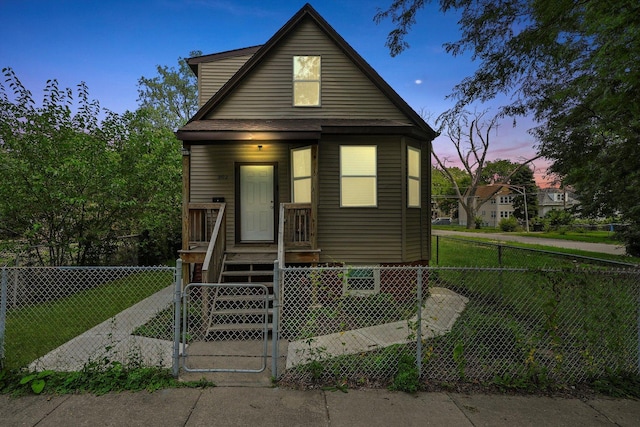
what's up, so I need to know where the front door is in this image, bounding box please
[239,165,275,242]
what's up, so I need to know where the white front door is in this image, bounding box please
[240,165,274,241]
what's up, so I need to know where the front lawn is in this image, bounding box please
[4,270,173,369]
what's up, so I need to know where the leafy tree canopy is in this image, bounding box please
[432,166,469,216]
[480,159,521,185]
[0,68,181,265]
[376,0,640,254]
[137,50,201,131]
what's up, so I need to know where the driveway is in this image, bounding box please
[432,229,627,256]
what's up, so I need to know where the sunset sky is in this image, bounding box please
[0,0,551,185]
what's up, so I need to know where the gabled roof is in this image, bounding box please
[186,46,262,77]
[467,184,511,199]
[184,3,436,139]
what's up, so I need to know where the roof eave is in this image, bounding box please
[176,130,321,141]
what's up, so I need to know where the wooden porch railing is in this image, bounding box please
[278,203,317,267]
[201,203,226,284]
[283,203,313,246]
[186,203,225,249]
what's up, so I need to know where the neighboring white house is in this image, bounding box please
[458,185,514,228]
[458,185,581,228]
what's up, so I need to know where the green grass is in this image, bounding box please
[432,235,639,266]
[4,270,172,369]
[426,267,638,385]
[435,225,622,243]
[426,235,639,386]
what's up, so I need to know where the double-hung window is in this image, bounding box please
[407,147,421,207]
[293,56,321,106]
[340,146,377,207]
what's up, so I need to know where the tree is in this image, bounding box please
[480,159,521,185]
[135,53,203,262]
[432,109,538,228]
[509,165,538,225]
[375,0,640,254]
[432,166,469,217]
[137,50,201,131]
[0,68,181,265]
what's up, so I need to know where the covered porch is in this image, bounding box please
[179,202,320,285]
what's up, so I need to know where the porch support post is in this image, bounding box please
[310,144,318,249]
[181,143,191,286]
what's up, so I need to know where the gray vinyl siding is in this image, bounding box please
[403,139,431,262]
[198,54,255,107]
[190,143,290,246]
[317,135,403,264]
[206,17,408,121]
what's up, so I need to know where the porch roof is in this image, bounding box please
[176,118,430,141]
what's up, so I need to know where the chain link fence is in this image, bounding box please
[2,260,639,391]
[433,235,636,269]
[277,265,640,387]
[0,266,175,371]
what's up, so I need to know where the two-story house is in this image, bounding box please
[176,4,436,285]
[457,185,515,228]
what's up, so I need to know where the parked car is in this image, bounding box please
[432,218,452,225]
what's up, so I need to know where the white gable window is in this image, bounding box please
[292,147,312,203]
[407,147,421,207]
[340,146,377,207]
[293,56,321,106]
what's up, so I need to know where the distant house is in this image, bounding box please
[458,184,582,228]
[537,188,579,217]
[458,185,514,228]
[176,4,436,285]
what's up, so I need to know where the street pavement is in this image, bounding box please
[432,229,628,256]
[2,386,640,426]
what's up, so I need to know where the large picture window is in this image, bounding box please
[407,147,421,207]
[340,146,377,207]
[292,147,311,203]
[293,56,320,106]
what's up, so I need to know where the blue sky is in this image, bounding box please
[0,0,548,182]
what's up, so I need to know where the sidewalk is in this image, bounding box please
[2,386,640,426]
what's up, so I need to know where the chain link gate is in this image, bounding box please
[180,282,273,373]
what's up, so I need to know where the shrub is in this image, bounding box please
[544,210,573,230]
[474,216,483,229]
[499,217,519,232]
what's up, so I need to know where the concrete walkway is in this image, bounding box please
[286,287,468,369]
[28,285,175,372]
[2,386,640,426]
[433,229,628,256]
